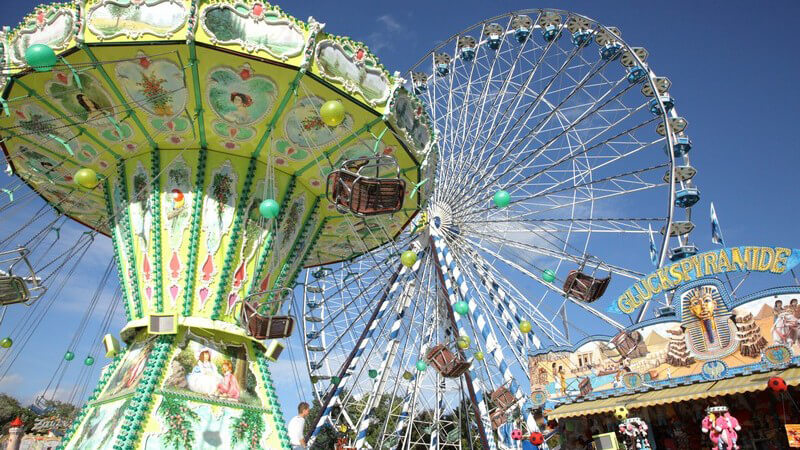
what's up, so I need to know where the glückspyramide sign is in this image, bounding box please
[617,246,800,314]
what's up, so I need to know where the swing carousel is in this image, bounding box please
[0,1,738,449]
[0,1,428,448]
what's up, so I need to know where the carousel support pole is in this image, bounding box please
[430,233,495,450]
[305,262,406,445]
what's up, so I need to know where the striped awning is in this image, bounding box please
[547,366,800,420]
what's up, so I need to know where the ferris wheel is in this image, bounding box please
[301,9,700,449]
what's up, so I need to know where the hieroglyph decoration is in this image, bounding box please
[200,3,305,61]
[8,8,77,66]
[87,0,189,40]
[315,39,391,106]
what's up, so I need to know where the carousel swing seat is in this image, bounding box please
[0,248,44,306]
[238,288,295,340]
[0,275,29,306]
[425,343,471,378]
[562,270,610,303]
[326,156,406,216]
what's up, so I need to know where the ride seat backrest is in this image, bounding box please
[328,169,405,216]
[0,276,29,306]
[490,410,506,429]
[242,301,295,339]
[425,344,471,378]
[562,270,611,302]
[490,386,516,411]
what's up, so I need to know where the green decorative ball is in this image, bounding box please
[64,351,75,361]
[454,301,469,315]
[542,269,556,282]
[259,199,280,219]
[0,337,11,348]
[368,369,378,379]
[74,168,99,189]
[25,44,57,72]
[320,100,346,127]
[332,376,341,384]
[474,351,484,361]
[457,336,471,349]
[493,190,511,208]
[401,250,417,268]
[519,320,532,334]
[415,360,427,371]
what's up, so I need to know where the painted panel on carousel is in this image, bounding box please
[195,159,239,312]
[283,96,354,150]
[389,89,432,155]
[86,0,189,41]
[529,279,800,404]
[142,397,274,449]
[314,38,391,106]
[44,71,138,151]
[163,334,261,406]
[65,397,131,450]
[6,6,77,68]
[97,337,156,402]
[13,104,79,157]
[223,179,272,315]
[207,64,278,146]
[115,52,187,120]
[162,154,194,309]
[199,1,305,61]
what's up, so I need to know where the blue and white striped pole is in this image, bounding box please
[354,251,426,448]
[431,231,496,450]
[433,232,543,440]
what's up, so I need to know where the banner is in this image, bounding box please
[617,246,800,314]
[786,424,800,448]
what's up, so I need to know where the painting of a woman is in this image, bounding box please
[186,349,223,396]
[224,92,253,124]
[76,93,107,122]
[216,360,241,400]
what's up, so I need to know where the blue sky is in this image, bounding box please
[2,0,800,423]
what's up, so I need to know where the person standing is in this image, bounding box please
[288,402,311,450]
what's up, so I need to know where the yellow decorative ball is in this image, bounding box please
[320,100,346,127]
[74,168,99,189]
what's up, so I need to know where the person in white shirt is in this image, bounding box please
[287,402,310,449]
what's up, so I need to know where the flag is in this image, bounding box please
[648,224,658,267]
[710,202,725,246]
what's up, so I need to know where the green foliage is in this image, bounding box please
[0,395,76,435]
[231,409,264,449]
[157,396,199,450]
[174,346,195,374]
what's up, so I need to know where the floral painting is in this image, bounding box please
[163,336,261,407]
[284,96,353,149]
[116,52,186,119]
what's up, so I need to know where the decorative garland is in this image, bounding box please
[103,178,133,322]
[157,395,200,449]
[150,149,164,313]
[181,148,208,317]
[117,160,143,319]
[231,409,266,450]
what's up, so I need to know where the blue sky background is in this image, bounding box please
[1,0,799,422]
